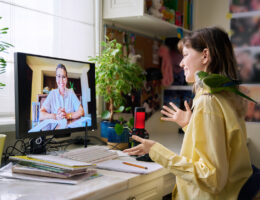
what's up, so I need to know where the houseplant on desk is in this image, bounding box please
[89,38,145,150]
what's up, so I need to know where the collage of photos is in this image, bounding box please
[230,0,260,122]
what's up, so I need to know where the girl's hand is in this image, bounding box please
[123,135,156,156]
[161,100,192,128]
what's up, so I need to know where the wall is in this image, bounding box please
[193,0,230,31]
[193,0,260,167]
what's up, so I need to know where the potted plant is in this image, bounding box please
[0,17,13,88]
[89,38,145,149]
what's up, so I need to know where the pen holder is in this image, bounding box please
[0,134,6,166]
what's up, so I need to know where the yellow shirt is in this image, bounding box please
[149,88,252,200]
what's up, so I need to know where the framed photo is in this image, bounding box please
[235,48,260,84]
[242,85,260,122]
[231,16,260,48]
[229,0,260,13]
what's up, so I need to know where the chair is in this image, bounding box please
[238,165,260,200]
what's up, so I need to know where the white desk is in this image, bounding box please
[0,112,183,200]
[0,156,175,200]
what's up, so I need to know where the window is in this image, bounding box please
[0,0,97,118]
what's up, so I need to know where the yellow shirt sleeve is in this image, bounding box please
[149,101,228,194]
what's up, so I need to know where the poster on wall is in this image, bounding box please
[242,85,260,122]
[230,0,260,122]
[229,0,260,13]
[231,16,260,47]
[235,48,260,83]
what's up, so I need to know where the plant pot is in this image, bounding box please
[100,121,130,150]
[107,127,129,143]
[100,121,112,143]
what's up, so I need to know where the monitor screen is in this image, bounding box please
[14,52,97,139]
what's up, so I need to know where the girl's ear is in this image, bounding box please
[202,48,210,65]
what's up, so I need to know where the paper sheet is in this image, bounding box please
[96,159,162,174]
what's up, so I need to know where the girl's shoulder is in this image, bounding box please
[194,90,246,118]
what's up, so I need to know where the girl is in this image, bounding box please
[124,27,252,200]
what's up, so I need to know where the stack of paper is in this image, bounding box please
[9,155,96,179]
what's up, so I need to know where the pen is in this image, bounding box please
[122,161,148,170]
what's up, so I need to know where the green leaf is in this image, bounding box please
[101,110,111,120]
[125,106,131,112]
[126,117,134,130]
[115,123,124,135]
[119,117,124,122]
[114,106,124,113]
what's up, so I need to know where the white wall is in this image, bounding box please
[193,0,230,31]
[193,0,260,168]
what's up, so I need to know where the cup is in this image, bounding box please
[0,134,6,166]
[32,102,40,122]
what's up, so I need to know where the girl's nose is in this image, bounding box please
[180,59,184,68]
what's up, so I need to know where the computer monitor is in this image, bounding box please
[14,52,97,139]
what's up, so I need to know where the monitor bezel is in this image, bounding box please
[14,52,97,139]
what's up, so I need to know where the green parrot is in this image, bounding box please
[196,71,257,104]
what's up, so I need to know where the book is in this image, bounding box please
[0,163,100,185]
[12,164,89,179]
[10,155,93,170]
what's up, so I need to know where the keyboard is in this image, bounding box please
[60,146,118,163]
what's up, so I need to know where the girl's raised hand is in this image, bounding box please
[161,100,192,128]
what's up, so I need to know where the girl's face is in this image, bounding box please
[56,68,67,91]
[180,46,208,83]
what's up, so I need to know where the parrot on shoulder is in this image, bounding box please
[196,71,257,104]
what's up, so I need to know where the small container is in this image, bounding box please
[32,102,40,122]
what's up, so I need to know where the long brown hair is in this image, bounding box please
[178,27,247,117]
[178,27,238,80]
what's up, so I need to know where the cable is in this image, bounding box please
[3,139,30,165]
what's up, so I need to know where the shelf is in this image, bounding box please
[104,14,191,38]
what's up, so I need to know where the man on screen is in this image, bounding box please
[39,64,84,121]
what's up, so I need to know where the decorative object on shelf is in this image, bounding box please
[161,6,175,24]
[0,17,13,89]
[177,28,184,39]
[89,38,145,149]
[149,0,163,19]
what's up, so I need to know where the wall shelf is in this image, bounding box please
[104,14,191,38]
[103,0,192,38]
